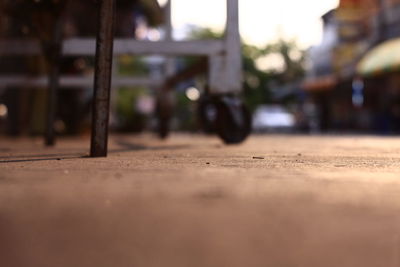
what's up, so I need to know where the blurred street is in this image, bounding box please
[1,134,400,267]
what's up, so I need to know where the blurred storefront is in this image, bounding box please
[304,0,400,133]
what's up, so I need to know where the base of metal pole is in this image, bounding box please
[90,0,116,157]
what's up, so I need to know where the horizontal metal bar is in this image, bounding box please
[0,38,225,56]
[0,39,41,56]
[0,75,162,88]
[112,39,224,56]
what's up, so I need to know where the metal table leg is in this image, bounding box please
[90,0,116,157]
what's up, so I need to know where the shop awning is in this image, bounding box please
[357,38,400,77]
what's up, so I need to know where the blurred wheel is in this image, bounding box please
[155,91,173,139]
[215,96,251,144]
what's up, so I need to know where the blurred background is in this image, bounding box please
[1,0,399,137]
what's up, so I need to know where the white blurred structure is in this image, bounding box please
[252,105,295,132]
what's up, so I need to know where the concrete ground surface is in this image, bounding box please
[1,134,400,267]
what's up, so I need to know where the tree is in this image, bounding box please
[187,28,306,111]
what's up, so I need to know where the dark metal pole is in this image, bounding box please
[90,0,116,157]
[44,48,59,146]
[44,15,64,146]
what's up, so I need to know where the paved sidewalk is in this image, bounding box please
[1,134,400,267]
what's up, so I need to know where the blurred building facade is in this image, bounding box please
[304,0,400,133]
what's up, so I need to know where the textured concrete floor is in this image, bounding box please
[1,134,400,267]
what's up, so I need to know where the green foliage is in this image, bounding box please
[116,87,148,132]
[115,56,151,132]
[261,39,306,83]
[118,55,149,76]
[242,40,306,110]
[186,28,306,111]
[186,27,223,40]
[242,43,273,111]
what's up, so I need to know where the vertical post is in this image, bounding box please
[164,0,175,77]
[44,15,64,146]
[225,0,242,92]
[44,45,60,146]
[90,0,116,157]
[155,0,174,139]
[208,0,242,94]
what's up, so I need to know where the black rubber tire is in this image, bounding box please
[157,116,169,139]
[215,96,252,144]
[155,99,172,139]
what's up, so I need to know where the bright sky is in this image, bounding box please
[163,0,339,48]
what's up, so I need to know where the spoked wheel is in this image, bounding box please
[214,95,251,144]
